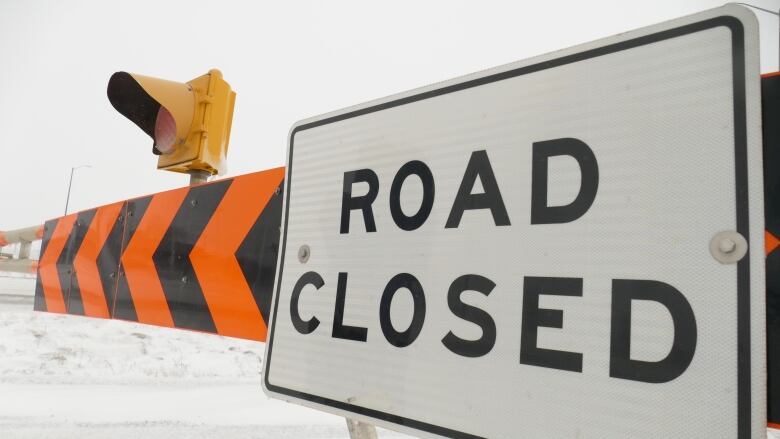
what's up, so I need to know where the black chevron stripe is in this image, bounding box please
[769,247,780,425]
[763,74,780,425]
[34,219,59,312]
[56,209,97,316]
[113,197,152,321]
[154,180,232,332]
[97,203,128,318]
[764,77,780,239]
[236,181,283,324]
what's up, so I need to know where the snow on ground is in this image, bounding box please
[1,275,778,438]
[0,277,411,438]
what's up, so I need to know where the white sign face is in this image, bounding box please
[264,6,765,438]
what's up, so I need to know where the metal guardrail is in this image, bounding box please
[0,225,43,274]
[0,225,43,247]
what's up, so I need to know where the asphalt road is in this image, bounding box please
[0,293,33,313]
[0,276,35,312]
[0,293,33,304]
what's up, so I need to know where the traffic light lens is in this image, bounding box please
[154,106,177,154]
[107,69,233,175]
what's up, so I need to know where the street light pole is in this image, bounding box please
[64,165,91,215]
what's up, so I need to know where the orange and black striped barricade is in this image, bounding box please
[764,72,780,430]
[34,166,284,342]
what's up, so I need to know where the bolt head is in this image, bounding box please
[298,245,310,263]
[719,238,737,254]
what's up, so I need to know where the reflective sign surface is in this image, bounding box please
[264,6,765,438]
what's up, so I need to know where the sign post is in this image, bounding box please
[264,5,765,438]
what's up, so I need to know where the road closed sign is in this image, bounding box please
[264,5,765,438]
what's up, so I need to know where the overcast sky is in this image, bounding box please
[0,0,777,231]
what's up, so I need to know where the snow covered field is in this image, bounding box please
[0,276,410,438]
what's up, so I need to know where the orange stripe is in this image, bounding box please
[37,215,77,313]
[762,71,780,78]
[0,232,7,247]
[35,225,44,239]
[73,203,123,318]
[121,189,188,327]
[767,230,780,256]
[190,167,284,341]
[769,422,780,430]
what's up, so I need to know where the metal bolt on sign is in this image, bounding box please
[720,238,737,254]
[298,245,310,263]
[709,231,748,264]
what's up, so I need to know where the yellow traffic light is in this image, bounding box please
[107,69,235,176]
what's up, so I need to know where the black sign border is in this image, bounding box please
[266,15,752,439]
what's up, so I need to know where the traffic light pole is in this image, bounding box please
[189,170,210,186]
[346,418,378,439]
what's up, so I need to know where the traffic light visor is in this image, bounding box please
[107,72,195,154]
